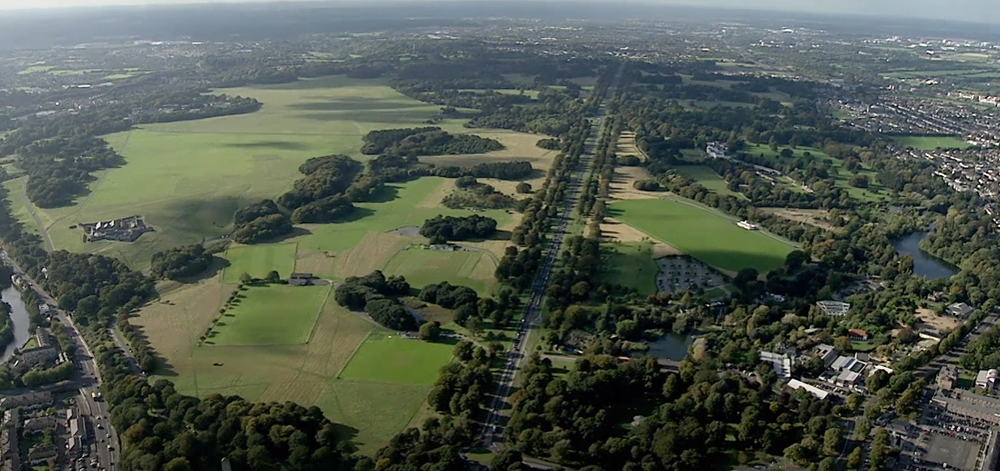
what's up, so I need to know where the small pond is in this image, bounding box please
[892,231,958,280]
[647,333,694,362]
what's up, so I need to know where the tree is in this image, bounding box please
[239,272,253,285]
[835,335,853,352]
[847,446,863,469]
[419,321,441,342]
[849,174,870,188]
[823,427,842,455]
[265,270,281,284]
[516,182,532,194]
[785,250,809,272]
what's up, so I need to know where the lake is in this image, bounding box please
[647,333,694,361]
[892,231,957,280]
[0,287,31,364]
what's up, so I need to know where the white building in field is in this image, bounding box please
[737,220,759,231]
[706,142,732,160]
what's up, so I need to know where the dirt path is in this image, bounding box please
[21,180,54,252]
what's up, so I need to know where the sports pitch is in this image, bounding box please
[205,284,329,346]
[339,331,454,385]
[608,197,795,274]
[222,243,298,283]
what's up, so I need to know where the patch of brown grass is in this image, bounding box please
[600,218,681,255]
[608,166,659,200]
[295,249,337,278]
[134,277,230,360]
[416,178,457,209]
[616,131,640,157]
[335,232,409,278]
[916,307,959,332]
[762,208,841,232]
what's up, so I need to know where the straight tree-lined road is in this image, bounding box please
[481,62,624,448]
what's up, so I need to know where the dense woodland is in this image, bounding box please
[361,127,504,156]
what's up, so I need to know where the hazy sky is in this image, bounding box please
[0,0,996,23]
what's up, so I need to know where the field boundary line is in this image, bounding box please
[334,330,377,379]
[303,284,334,344]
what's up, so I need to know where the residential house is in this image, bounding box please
[948,302,975,318]
[0,410,18,471]
[0,392,51,411]
[22,416,59,436]
[26,445,57,465]
[977,369,999,393]
[830,355,869,388]
[848,328,869,341]
[938,365,959,390]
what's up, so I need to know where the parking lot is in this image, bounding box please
[922,433,979,470]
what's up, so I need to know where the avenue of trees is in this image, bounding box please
[420,214,497,244]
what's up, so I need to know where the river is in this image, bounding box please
[0,287,31,364]
[647,333,694,361]
[892,231,958,280]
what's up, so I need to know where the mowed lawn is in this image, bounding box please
[339,331,454,385]
[600,242,660,295]
[206,285,329,346]
[892,135,971,150]
[674,165,745,199]
[13,75,533,270]
[608,197,794,273]
[222,243,298,283]
[381,247,494,294]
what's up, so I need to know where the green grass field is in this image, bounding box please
[381,247,492,294]
[11,76,495,269]
[339,331,454,385]
[609,197,794,273]
[206,284,329,346]
[17,65,55,75]
[674,165,745,199]
[892,135,971,150]
[222,243,298,283]
[600,242,659,295]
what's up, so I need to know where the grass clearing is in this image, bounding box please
[382,246,495,294]
[892,135,971,150]
[608,166,658,200]
[609,197,794,274]
[221,243,298,283]
[17,65,56,74]
[601,242,660,295]
[339,331,454,385]
[674,165,745,198]
[206,284,329,346]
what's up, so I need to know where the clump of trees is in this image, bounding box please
[442,179,514,210]
[420,214,497,244]
[290,194,355,224]
[361,127,503,156]
[334,270,416,330]
[231,199,292,244]
[0,302,12,353]
[278,155,362,210]
[536,138,562,150]
[22,361,75,388]
[149,243,214,280]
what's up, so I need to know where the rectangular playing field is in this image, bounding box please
[222,243,298,283]
[206,284,329,346]
[608,197,794,274]
[339,331,454,385]
[381,247,494,294]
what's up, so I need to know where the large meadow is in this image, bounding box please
[66,75,559,452]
